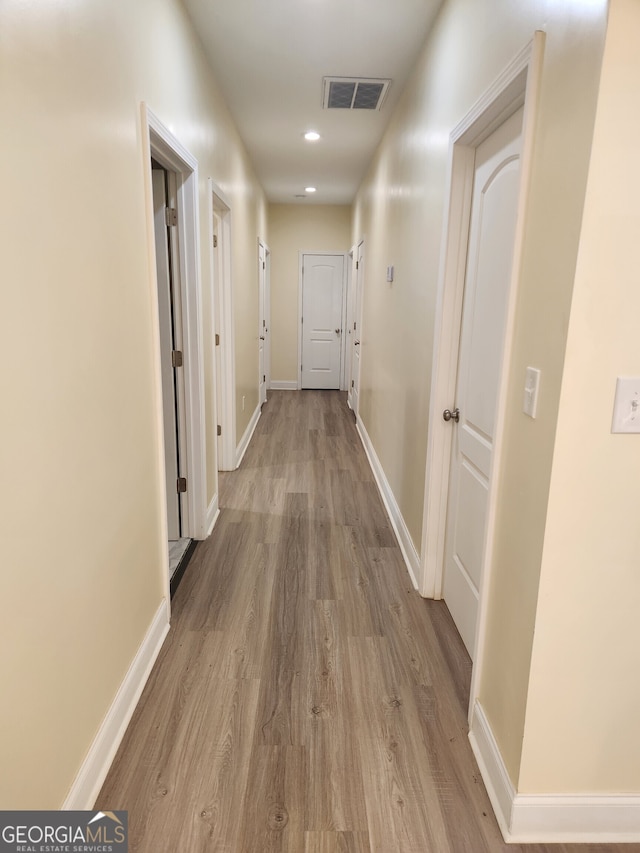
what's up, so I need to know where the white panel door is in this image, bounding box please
[301,254,344,389]
[152,168,181,541]
[443,107,524,658]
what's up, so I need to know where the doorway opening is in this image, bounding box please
[258,240,271,407]
[210,181,235,472]
[151,161,191,581]
[419,34,544,710]
[347,240,365,416]
[144,105,208,599]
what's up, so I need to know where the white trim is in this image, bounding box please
[209,179,236,473]
[205,494,220,537]
[468,700,515,840]
[236,403,261,468]
[63,602,170,809]
[468,32,546,716]
[270,380,298,390]
[469,701,640,843]
[144,104,208,540]
[356,416,420,589]
[298,251,349,391]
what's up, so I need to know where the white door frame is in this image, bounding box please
[209,179,236,473]
[418,34,545,714]
[350,239,365,417]
[346,246,355,407]
[297,251,348,390]
[142,104,208,561]
[258,239,271,404]
[264,245,272,392]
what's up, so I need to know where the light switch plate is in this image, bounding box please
[523,367,541,418]
[611,377,640,433]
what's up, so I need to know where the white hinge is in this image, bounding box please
[171,350,183,367]
[165,207,177,227]
[213,234,218,248]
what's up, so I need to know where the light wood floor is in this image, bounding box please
[98,391,627,852]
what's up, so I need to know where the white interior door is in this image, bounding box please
[301,254,344,389]
[443,107,524,658]
[259,243,266,405]
[152,168,181,541]
[350,243,364,414]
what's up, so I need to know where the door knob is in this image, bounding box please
[442,408,460,423]
[335,328,341,335]
[259,336,265,341]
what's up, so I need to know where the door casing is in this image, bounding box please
[142,104,208,607]
[418,34,545,717]
[209,180,236,473]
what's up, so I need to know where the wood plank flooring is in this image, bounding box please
[98,391,627,852]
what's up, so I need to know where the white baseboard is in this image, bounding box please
[270,380,298,390]
[469,700,640,843]
[205,493,220,537]
[63,601,170,809]
[355,416,420,589]
[236,403,261,468]
[468,700,516,840]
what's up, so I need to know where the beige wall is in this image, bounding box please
[0,0,265,807]
[352,0,608,786]
[268,204,352,383]
[518,0,640,793]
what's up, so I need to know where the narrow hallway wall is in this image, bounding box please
[0,0,266,807]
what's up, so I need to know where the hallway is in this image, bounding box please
[98,392,623,852]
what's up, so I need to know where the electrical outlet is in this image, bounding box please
[611,377,640,433]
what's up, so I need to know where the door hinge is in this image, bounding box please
[353,322,357,331]
[263,375,266,383]
[213,234,218,248]
[301,316,303,324]
[356,260,359,270]
[177,477,187,493]
[165,207,178,227]
[263,261,266,269]
[215,333,220,346]
[171,350,183,368]
[217,424,222,436]
[263,319,266,328]
[351,380,354,388]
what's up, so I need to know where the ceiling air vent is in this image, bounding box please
[322,77,391,111]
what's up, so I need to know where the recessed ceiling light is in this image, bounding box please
[304,131,321,141]
[305,187,317,193]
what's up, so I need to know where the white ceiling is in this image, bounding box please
[182,0,443,204]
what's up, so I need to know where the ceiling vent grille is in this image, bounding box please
[322,77,391,111]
